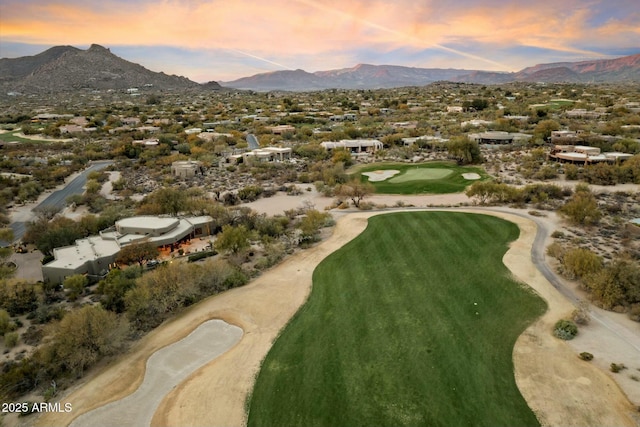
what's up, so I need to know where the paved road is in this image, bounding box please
[6,161,112,244]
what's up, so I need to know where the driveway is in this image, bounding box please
[5,161,113,244]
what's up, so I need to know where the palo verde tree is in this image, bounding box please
[137,187,188,216]
[336,178,375,208]
[446,136,482,165]
[42,305,130,378]
[214,224,251,255]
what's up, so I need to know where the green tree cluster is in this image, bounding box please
[0,280,40,316]
[41,305,130,377]
[299,209,332,243]
[0,305,129,400]
[124,260,246,330]
[215,224,251,255]
[63,274,88,301]
[559,186,601,225]
[547,245,640,316]
[566,155,640,185]
[446,136,482,165]
[466,182,569,206]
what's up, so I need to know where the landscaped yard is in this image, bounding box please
[354,162,489,194]
[247,212,547,427]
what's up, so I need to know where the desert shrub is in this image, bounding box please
[578,352,593,361]
[0,281,40,316]
[629,304,640,322]
[466,181,522,205]
[551,230,565,238]
[553,319,578,340]
[221,268,248,289]
[532,165,558,180]
[21,326,44,346]
[31,305,67,324]
[583,163,618,185]
[583,259,640,311]
[522,184,567,202]
[188,250,217,262]
[560,190,602,225]
[237,185,264,202]
[4,332,18,348]
[546,242,565,260]
[572,301,591,325]
[222,192,239,206]
[562,247,603,280]
[63,274,88,302]
[610,363,626,373]
[256,243,286,271]
[564,164,580,180]
[0,309,15,335]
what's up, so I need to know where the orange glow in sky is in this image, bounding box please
[1,0,638,81]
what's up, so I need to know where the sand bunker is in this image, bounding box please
[70,319,242,427]
[362,170,400,182]
[462,173,481,180]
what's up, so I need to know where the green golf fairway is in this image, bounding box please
[248,212,546,427]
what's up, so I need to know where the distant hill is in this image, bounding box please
[514,54,640,83]
[222,63,501,91]
[223,54,640,91]
[2,44,638,94]
[0,44,222,94]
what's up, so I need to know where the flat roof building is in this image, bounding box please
[468,131,532,144]
[321,139,383,153]
[42,216,214,284]
[548,145,633,164]
[171,160,204,178]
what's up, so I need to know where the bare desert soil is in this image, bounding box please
[33,200,639,427]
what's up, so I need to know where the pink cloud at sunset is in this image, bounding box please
[0,0,638,81]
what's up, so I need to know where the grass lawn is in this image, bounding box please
[354,162,489,194]
[247,212,547,427]
[388,167,453,183]
[0,130,37,144]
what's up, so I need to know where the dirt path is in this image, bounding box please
[35,209,637,427]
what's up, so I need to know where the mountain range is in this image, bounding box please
[223,54,640,91]
[0,44,220,94]
[1,44,639,94]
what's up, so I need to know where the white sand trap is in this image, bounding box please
[70,319,242,427]
[462,173,481,180]
[362,170,401,182]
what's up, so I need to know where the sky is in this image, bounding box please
[1,0,639,82]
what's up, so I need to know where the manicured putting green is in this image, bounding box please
[247,212,546,427]
[354,161,489,194]
[388,167,453,183]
